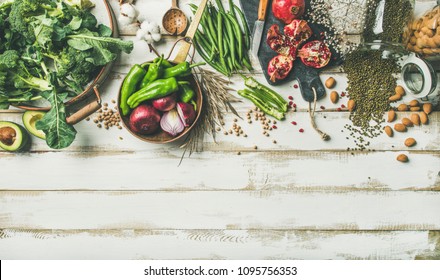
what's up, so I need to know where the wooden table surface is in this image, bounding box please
[0,0,439,260]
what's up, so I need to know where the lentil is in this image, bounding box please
[343,49,400,150]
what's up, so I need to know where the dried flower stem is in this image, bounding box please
[179,68,240,164]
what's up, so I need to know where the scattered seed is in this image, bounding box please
[299,128,304,133]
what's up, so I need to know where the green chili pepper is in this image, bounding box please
[153,57,173,68]
[162,61,205,79]
[241,75,288,112]
[238,89,285,120]
[180,84,195,103]
[120,64,147,116]
[140,56,164,88]
[127,77,179,109]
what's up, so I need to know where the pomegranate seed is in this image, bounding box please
[272,125,277,129]
[337,108,342,112]
[293,84,298,89]
[288,96,293,100]
[289,101,293,106]
[299,128,304,133]
[341,92,346,97]
[291,121,297,125]
[320,106,325,109]
[293,103,297,108]
[341,104,346,108]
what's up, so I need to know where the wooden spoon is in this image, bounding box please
[162,0,188,36]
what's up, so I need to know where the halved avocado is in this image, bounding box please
[22,111,46,140]
[0,121,30,152]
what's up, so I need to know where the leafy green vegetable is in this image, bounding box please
[0,0,134,149]
[36,87,77,149]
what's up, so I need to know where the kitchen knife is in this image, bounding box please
[251,0,269,59]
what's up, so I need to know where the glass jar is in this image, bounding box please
[403,3,440,58]
[360,42,439,104]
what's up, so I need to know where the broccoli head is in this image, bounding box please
[9,0,67,42]
[0,50,20,70]
[0,49,51,92]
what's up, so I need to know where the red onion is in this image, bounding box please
[160,109,185,136]
[176,102,196,127]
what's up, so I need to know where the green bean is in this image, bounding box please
[217,11,227,71]
[193,40,228,76]
[242,56,253,71]
[234,5,250,51]
[226,13,244,61]
[222,12,237,68]
[194,31,215,62]
[228,0,237,19]
[215,0,225,13]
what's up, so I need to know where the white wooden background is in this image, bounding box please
[0,0,439,260]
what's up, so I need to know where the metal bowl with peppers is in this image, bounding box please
[117,56,203,144]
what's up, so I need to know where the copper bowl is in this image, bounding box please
[117,68,203,144]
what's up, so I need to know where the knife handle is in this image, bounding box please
[258,0,269,21]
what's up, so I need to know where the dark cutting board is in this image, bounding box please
[239,0,342,102]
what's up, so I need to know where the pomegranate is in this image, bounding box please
[268,55,294,82]
[272,0,305,24]
[267,24,297,58]
[284,19,312,45]
[298,40,332,69]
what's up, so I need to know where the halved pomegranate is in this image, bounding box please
[272,0,305,24]
[284,19,312,45]
[297,40,332,69]
[267,24,297,58]
[268,55,294,82]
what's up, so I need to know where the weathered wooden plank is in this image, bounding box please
[1,110,438,153]
[1,191,439,230]
[0,150,438,190]
[0,229,438,260]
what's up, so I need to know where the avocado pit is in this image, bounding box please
[0,126,16,146]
